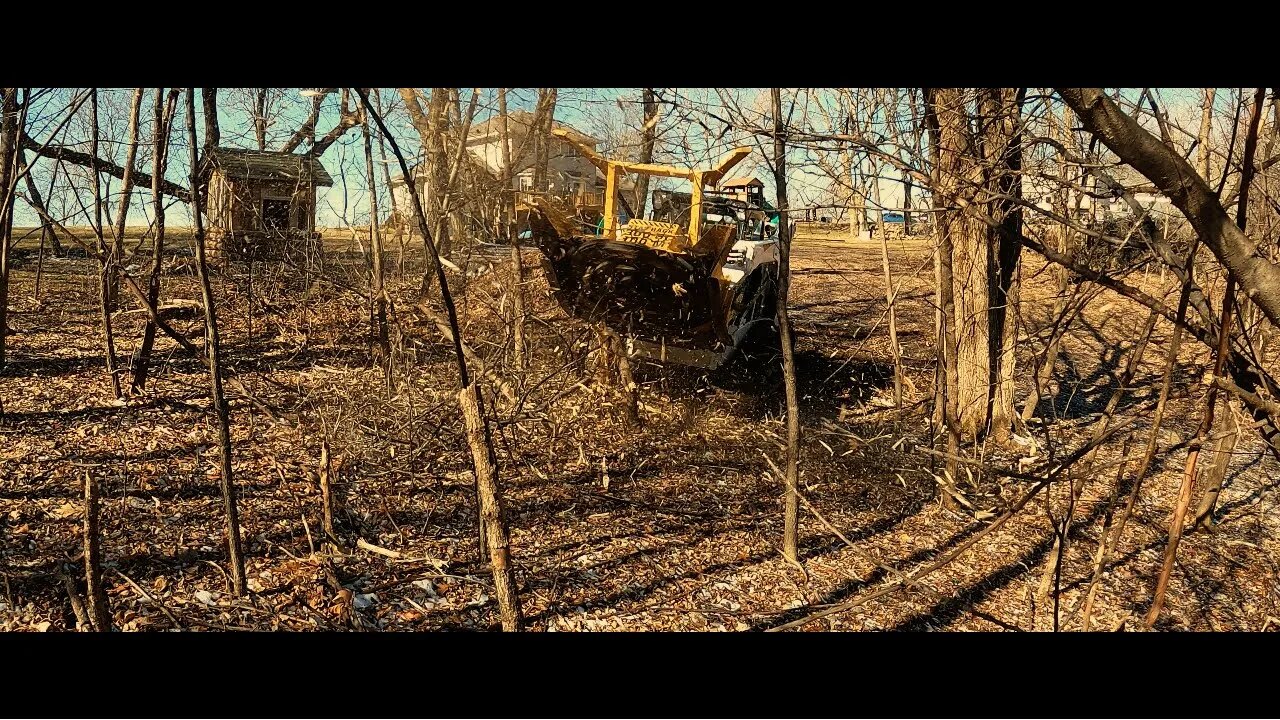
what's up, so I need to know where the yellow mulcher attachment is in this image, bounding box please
[527,130,767,367]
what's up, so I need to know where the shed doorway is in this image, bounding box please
[262,198,291,234]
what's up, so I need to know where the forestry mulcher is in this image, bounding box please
[525,129,781,370]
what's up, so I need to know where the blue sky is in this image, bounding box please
[13,88,1238,231]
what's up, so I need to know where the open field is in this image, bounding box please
[2,228,1278,631]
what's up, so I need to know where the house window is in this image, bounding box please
[518,175,533,190]
[262,198,291,233]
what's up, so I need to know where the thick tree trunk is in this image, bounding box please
[932,89,990,438]
[772,88,801,563]
[926,89,964,510]
[985,88,1024,445]
[928,88,1023,441]
[201,88,219,153]
[186,88,247,597]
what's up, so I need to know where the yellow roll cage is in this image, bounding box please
[551,128,752,252]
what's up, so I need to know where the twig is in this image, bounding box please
[114,569,183,630]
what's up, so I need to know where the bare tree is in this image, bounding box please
[88,89,123,400]
[1146,87,1266,626]
[771,88,801,563]
[1058,88,1280,328]
[130,88,180,393]
[186,87,247,597]
[360,93,389,365]
[0,88,18,369]
[499,89,526,371]
[359,89,523,631]
[925,87,966,510]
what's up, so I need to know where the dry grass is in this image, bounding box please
[1,228,1277,631]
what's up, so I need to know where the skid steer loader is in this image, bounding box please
[526,129,781,370]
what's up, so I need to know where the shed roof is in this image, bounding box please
[720,177,763,189]
[203,147,334,187]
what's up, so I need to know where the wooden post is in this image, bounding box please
[83,471,110,632]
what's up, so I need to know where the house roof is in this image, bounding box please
[468,110,598,147]
[720,177,763,189]
[202,147,334,187]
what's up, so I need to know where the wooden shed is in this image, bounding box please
[199,148,333,261]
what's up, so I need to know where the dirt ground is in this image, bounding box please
[2,226,1278,631]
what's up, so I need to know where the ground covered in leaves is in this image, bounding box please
[2,228,1278,631]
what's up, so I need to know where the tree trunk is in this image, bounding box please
[932,89,990,438]
[1192,399,1240,529]
[772,88,801,563]
[499,89,526,372]
[1198,88,1216,181]
[254,88,267,151]
[0,89,17,370]
[201,87,219,153]
[19,149,63,257]
[186,88,247,597]
[925,87,963,510]
[928,88,1023,441]
[107,88,143,314]
[359,89,524,631]
[633,87,658,216]
[371,90,405,277]
[1021,104,1076,423]
[985,88,1024,445]
[872,157,902,407]
[361,101,389,366]
[458,383,523,631]
[131,88,178,394]
[89,89,122,400]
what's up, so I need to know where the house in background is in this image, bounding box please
[1024,163,1175,225]
[390,110,635,234]
[466,110,606,204]
[200,148,332,262]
